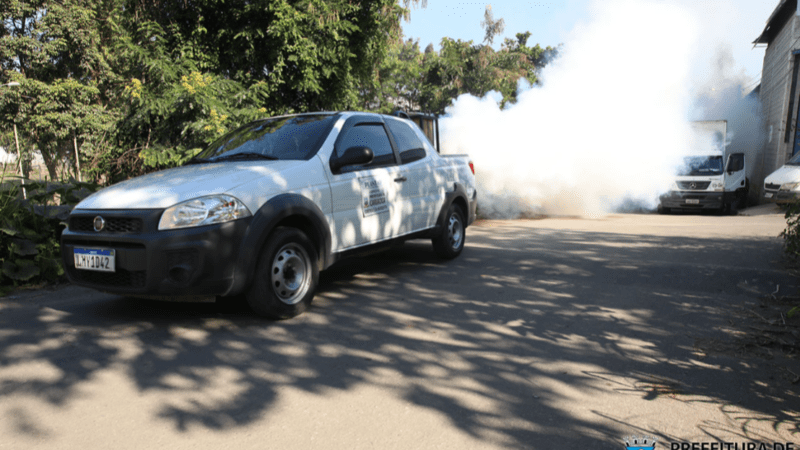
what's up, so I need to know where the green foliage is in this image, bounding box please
[0,0,120,182]
[3,0,422,179]
[1,0,564,293]
[110,0,414,169]
[366,28,559,114]
[480,5,505,45]
[364,38,426,113]
[781,202,800,259]
[0,177,99,289]
[780,202,800,317]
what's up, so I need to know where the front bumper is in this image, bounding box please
[61,209,251,297]
[763,189,800,203]
[659,191,728,210]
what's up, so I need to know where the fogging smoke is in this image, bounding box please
[692,47,764,192]
[439,0,760,218]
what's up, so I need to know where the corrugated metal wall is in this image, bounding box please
[760,11,800,181]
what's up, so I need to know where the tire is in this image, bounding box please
[723,202,734,215]
[657,204,670,214]
[736,181,749,209]
[728,200,739,216]
[246,227,319,319]
[432,203,466,259]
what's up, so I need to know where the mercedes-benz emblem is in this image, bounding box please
[690,182,697,189]
[93,216,106,232]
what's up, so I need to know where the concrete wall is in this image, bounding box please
[760,9,800,184]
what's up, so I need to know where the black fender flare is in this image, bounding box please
[228,194,331,296]
[434,183,472,232]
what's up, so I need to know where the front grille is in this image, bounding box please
[765,183,781,190]
[64,240,145,250]
[70,267,146,288]
[70,217,143,233]
[677,181,710,190]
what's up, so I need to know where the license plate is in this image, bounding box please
[74,247,115,272]
[685,199,700,204]
[765,192,774,198]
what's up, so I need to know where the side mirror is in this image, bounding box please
[331,146,374,172]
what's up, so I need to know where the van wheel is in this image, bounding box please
[737,180,749,209]
[246,227,318,319]
[432,203,465,259]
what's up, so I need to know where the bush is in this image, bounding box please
[0,177,99,293]
[780,202,800,317]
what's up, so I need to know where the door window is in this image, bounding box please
[386,119,427,164]
[336,124,396,169]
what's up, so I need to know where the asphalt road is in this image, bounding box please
[1,206,799,449]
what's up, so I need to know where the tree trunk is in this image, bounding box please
[37,145,60,182]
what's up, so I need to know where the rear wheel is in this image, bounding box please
[432,203,465,259]
[246,227,318,319]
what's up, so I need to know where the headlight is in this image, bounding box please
[781,183,800,191]
[158,195,252,230]
[710,181,724,191]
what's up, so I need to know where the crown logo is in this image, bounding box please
[623,435,658,450]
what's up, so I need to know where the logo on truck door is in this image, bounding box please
[359,176,389,217]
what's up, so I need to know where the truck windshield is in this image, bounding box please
[190,114,335,163]
[678,156,724,176]
[787,151,800,166]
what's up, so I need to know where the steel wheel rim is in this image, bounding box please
[270,243,312,305]
[447,213,463,250]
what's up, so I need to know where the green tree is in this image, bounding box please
[121,0,412,112]
[0,0,119,181]
[480,4,505,45]
[2,0,426,179]
[363,38,425,113]
[415,32,559,114]
[112,0,423,170]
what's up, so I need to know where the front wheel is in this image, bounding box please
[432,203,466,259]
[246,227,319,319]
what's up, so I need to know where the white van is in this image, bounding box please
[763,151,800,203]
[658,121,748,214]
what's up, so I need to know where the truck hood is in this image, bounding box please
[765,165,800,186]
[77,160,304,209]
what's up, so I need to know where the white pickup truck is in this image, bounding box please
[61,112,477,318]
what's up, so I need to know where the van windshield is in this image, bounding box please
[190,114,335,163]
[678,156,724,176]
[787,152,800,166]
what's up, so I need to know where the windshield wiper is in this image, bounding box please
[185,157,212,165]
[211,152,279,162]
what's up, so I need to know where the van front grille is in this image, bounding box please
[677,181,710,190]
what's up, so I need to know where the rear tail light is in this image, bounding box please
[469,161,475,175]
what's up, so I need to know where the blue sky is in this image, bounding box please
[401,0,777,86]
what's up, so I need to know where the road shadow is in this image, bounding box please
[0,224,798,447]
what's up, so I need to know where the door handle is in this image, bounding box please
[394,176,407,182]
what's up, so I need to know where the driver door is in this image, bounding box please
[327,117,403,251]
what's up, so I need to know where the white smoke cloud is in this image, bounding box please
[439,0,761,218]
[691,47,764,197]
